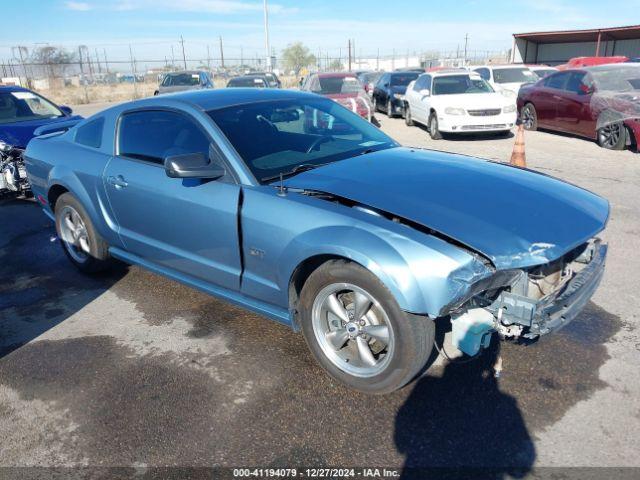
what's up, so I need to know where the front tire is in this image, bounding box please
[428,112,442,140]
[299,260,435,394]
[597,120,626,150]
[55,193,112,273]
[387,100,396,118]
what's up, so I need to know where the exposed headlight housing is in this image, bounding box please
[445,107,466,115]
[393,93,404,100]
[503,104,516,113]
[500,89,517,98]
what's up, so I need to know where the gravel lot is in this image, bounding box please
[1,101,639,474]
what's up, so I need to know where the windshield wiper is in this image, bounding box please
[261,163,323,183]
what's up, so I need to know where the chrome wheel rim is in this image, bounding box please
[311,283,394,378]
[405,107,411,124]
[599,123,621,148]
[59,205,90,263]
[430,116,437,133]
[522,105,535,129]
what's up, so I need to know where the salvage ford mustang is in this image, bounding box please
[24,88,609,394]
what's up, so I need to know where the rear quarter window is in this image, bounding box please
[75,117,105,149]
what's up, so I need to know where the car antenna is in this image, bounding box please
[277,172,287,197]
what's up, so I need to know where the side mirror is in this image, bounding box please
[59,105,73,115]
[164,150,225,179]
[419,89,430,97]
[579,84,595,95]
[384,82,390,88]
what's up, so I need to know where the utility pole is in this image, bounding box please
[376,48,380,71]
[348,39,351,72]
[180,35,187,69]
[352,39,355,68]
[219,36,225,69]
[129,44,138,99]
[103,48,109,73]
[171,45,175,70]
[78,46,89,103]
[95,48,102,74]
[463,33,469,64]
[263,0,271,71]
[207,44,211,70]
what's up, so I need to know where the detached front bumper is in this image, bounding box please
[451,244,607,355]
[492,244,607,338]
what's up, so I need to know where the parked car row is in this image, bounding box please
[358,62,639,152]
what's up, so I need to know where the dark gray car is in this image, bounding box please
[154,71,214,95]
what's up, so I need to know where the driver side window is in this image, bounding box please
[118,110,210,165]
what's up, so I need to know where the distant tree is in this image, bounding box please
[328,59,343,71]
[281,42,316,75]
[29,46,76,78]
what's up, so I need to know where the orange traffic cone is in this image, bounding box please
[510,123,527,168]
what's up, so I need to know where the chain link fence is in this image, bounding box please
[1,46,510,105]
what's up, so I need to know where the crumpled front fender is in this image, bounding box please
[280,224,494,317]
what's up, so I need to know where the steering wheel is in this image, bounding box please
[256,114,278,133]
[306,135,333,154]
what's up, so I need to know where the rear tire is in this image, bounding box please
[298,260,435,394]
[428,112,442,140]
[55,193,112,273]
[404,104,414,126]
[521,103,538,131]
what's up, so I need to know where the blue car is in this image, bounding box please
[371,71,421,118]
[0,85,81,197]
[25,88,609,393]
[0,86,81,148]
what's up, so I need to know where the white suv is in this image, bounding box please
[472,65,537,95]
[403,70,517,139]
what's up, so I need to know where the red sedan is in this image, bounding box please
[301,73,373,121]
[517,64,640,150]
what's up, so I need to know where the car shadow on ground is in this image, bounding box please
[0,199,127,358]
[395,323,535,479]
[411,121,515,142]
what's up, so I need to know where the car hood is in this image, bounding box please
[285,147,609,270]
[433,92,511,109]
[0,115,83,148]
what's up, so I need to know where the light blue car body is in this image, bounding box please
[24,89,609,332]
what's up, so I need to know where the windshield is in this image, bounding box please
[432,75,494,95]
[0,91,63,125]
[208,98,396,183]
[591,66,640,92]
[318,76,362,94]
[390,73,419,86]
[228,77,267,88]
[493,68,536,84]
[532,69,557,79]
[361,72,382,84]
[163,73,200,86]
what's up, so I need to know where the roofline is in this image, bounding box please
[514,24,640,38]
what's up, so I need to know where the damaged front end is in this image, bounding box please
[449,239,607,356]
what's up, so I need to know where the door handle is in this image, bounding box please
[107,175,128,189]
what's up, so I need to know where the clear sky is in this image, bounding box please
[2,0,639,63]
